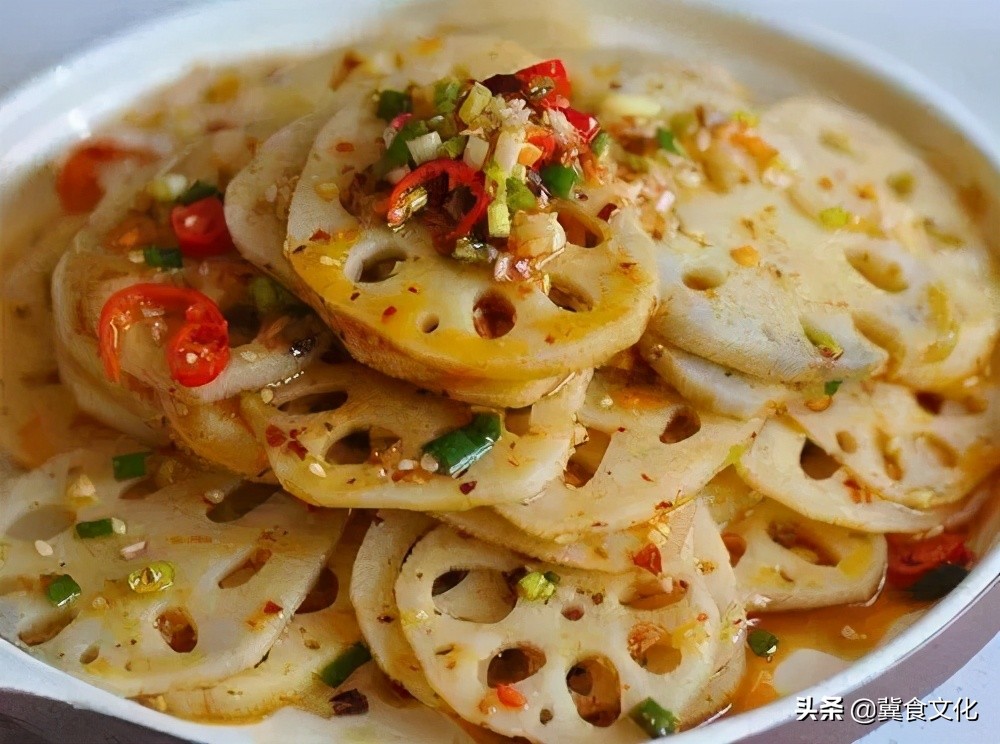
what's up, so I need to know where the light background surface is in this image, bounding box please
[0,1,997,742]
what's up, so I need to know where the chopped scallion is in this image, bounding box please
[488,200,511,238]
[459,82,492,124]
[45,574,81,607]
[176,180,220,205]
[886,171,915,198]
[540,164,579,199]
[421,413,502,477]
[143,246,183,269]
[75,518,115,539]
[376,89,412,121]
[824,380,843,396]
[517,571,558,601]
[438,135,467,160]
[377,120,430,178]
[406,131,444,166]
[112,451,151,481]
[506,177,537,212]
[748,628,779,658]
[818,206,852,229]
[803,326,844,360]
[655,127,684,156]
[433,78,461,115]
[629,698,678,738]
[128,561,175,594]
[319,642,372,688]
[590,131,612,160]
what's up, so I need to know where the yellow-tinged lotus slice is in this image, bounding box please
[439,501,698,574]
[285,83,657,399]
[0,446,345,698]
[640,336,794,419]
[495,368,763,538]
[161,515,366,719]
[241,363,589,511]
[725,499,887,613]
[394,514,743,742]
[786,381,1000,509]
[350,511,441,707]
[738,419,992,533]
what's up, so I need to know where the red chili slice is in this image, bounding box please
[171,197,235,258]
[886,532,973,589]
[56,140,155,214]
[386,159,489,240]
[632,543,663,575]
[526,129,557,167]
[562,106,601,143]
[98,283,230,388]
[495,683,527,709]
[514,59,571,108]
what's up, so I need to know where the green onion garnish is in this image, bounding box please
[376,89,412,121]
[128,561,175,594]
[748,628,779,658]
[540,164,579,199]
[376,120,430,178]
[655,127,684,156]
[438,135,468,160]
[506,177,537,212]
[112,451,151,481]
[319,642,372,688]
[249,275,304,317]
[590,131,612,160]
[45,574,82,608]
[629,698,678,738]
[803,326,844,360]
[177,180,221,205]
[487,200,511,238]
[433,78,461,115]
[143,246,183,269]
[458,82,492,125]
[823,380,843,396]
[75,518,114,539]
[421,413,502,477]
[517,571,559,601]
[886,171,915,199]
[819,206,852,229]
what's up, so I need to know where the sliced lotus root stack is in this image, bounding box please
[738,419,991,533]
[394,516,743,741]
[350,511,441,707]
[241,363,589,511]
[640,336,795,419]
[0,446,344,697]
[285,83,658,406]
[437,502,696,574]
[161,514,366,719]
[495,367,763,538]
[786,381,1000,509]
[724,499,887,613]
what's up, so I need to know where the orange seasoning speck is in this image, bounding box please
[335,142,355,153]
[382,306,397,322]
[495,683,527,709]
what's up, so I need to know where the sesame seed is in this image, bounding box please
[185,352,198,364]
[240,350,259,362]
[260,388,274,404]
[419,453,439,473]
[128,250,145,264]
[397,459,416,471]
[319,255,335,266]
[204,489,225,504]
[111,518,127,535]
[309,462,327,478]
[34,540,53,557]
[92,596,109,610]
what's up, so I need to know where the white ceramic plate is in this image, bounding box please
[1,1,998,742]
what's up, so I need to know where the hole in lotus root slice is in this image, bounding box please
[277,390,349,414]
[349,511,441,708]
[159,512,364,721]
[206,482,278,523]
[488,646,547,687]
[218,547,273,589]
[786,380,1000,508]
[156,607,198,653]
[418,313,440,334]
[241,362,589,510]
[836,431,858,454]
[555,203,606,249]
[726,498,887,612]
[566,657,622,727]
[798,439,841,481]
[844,247,909,293]
[546,277,595,313]
[495,369,763,539]
[432,569,517,624]
[564,428,612,487]
[395,524,730,741]
[628,623,682,675]
[0,445,345,698]
[738,418,991,533]
[19,612,78,647]
[660,406,701,444]
[79,644,101,665]
[285,83,658,393]
[619,578,690,611]
[6,506,75,542]
[682,266,727,291]
[722,534,747,566]
[914,391,945,416]
[356,249,407,284]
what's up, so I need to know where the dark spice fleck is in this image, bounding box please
[331,689,369,716]
[459,481,478,495]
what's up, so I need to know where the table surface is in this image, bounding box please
[0,1,997,743]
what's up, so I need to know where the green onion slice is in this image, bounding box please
[655,127,684,156]
[45,574,82,608]
[540,164,579,199]
[506,177,537,212]
[421,413,502,477]
[517,571,559,601]
[823,380,843,396]
[75,518,114,539]
[143,246,183,269]
[629,698,678,737]
[376,89,412,121]
[803,326,844,360]
[128,561,176,594]
[376,120,430,178]
[177,180,221,205]
[438,135,467,160]
[112,451,151,481]
[590,131,612,160]
[319,642,372,688]
[747,628,779,658]
[433,78,461,115]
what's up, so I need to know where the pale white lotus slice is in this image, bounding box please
[640,335,795,419]
[725,499,887,613]
[0,446,344,698]
[350,510,441,707]
[395,524,730,741]
[161,516,365,719]
[496,368,763,538]
[241,363,589,511]
[738,418,991,533]
[438,501,698,574]
[699,466,764,527]
[787,381,1000,509]
[285,84,658,398]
